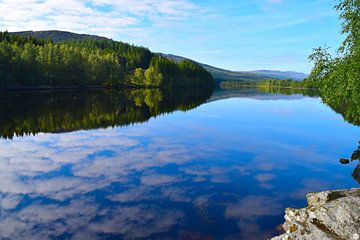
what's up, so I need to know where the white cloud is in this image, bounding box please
[0,0,198,39]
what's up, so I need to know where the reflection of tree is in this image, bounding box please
[353,165,360,184]
[256,87,319,97]
[351,145,360,161]
[340,142,360,184]
[0,88,213,139]
[144,89,163,114]
[322,90,360,127]
[352,144,360,184]
[258,85,360,127]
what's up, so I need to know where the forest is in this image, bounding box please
[0,32,213,88]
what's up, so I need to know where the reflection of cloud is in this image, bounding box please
[193,175,207,182]
[225,195,282,219]
[225,196,283,239]
[141,174,182,186]
[161,187,192,202]
[193,196,209,207]
[181,165,240,184]
[108,185,193,204]
[0,198,98,240]
[237,220,275,240]
[0,193,23,210]
[290,179,330,199]
[210,175,230,183]
[257,163,275,171]
[178,231,214,240]
[0,128,207,200]
[255,173,275,189]
[255,173,275,182]
[0,127,212,238]
[89,206,184,240]
[107,186,153,203]
[259,183,274,190]
[0,197,183,240]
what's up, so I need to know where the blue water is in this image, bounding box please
[0,89,359,239]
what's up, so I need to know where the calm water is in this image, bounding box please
[0,88,359,240]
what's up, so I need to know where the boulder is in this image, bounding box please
[271,188,360,240]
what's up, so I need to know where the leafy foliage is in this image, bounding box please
[303,0,360,126]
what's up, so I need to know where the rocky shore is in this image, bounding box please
[271,188,360,240]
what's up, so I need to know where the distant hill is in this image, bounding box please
[162,54,308,83]
[252,70,308,81]
[10,30,110,42]
[10,31,308,83]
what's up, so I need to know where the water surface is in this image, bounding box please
[0,88,359,239]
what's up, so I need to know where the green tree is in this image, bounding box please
[303,0,360,125]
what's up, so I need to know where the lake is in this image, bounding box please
[0,88,359,240]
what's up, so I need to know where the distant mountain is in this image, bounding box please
[252,70,308,81]
[162,54,265,83]
[10,30,110,42]
[10,31,308,83]
[162,54,308,83]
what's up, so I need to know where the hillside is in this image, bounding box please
[11,30,110,42]
[9,31,308,84]
[1,31,213,88]
[162,54,307,83]
[253,70,307,81]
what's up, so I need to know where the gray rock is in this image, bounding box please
[271,188,360,240]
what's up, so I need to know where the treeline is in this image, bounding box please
[0,32,213,88]
[0,88,213,139]
[131,57,213,87]
[219,79,303,89]
[219,80,256,89]
[257,79,303,88]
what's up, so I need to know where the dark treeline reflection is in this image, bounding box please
[0,87,213,139]
[321,90,360,127]
[256,86,319,97]
[257,86,360,126]
[340,142,360,184]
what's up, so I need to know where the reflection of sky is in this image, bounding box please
[0,95,359,239]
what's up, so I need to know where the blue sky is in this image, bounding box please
[0,0,342,73]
